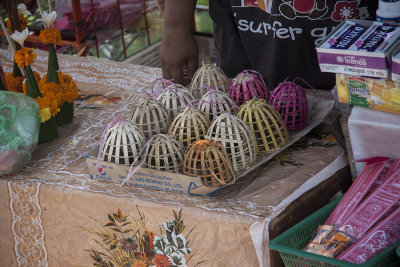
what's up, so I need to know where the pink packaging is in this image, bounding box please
[341,167,400,238]
[325,157,390,225]
[338,205,400,264]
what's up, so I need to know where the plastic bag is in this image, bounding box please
[0,91,40,174]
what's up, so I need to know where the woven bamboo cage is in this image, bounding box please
[183,140,235,187]
[101,121,145,165]
[205,113,256,172]
[168,107,211,147]
[157,84,195,118]
[198,87,237,121]
[237,99,289,155]
[144,134,185,173]
[269,81,308,130]
[130,96,171,138]
[190,59,229,99]
[229,70,269,106]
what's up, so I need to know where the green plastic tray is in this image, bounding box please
[268,197,400,267]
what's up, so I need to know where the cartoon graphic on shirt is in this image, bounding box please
[240,0,368,22]
[242,0,273,13]
[279,0,328,20]
[236,0,371,45]
[331,1,360,22]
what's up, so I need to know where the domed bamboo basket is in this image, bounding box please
[101,121,145,165]
[168,107,211,147]
[131,96,171,138]
[157,84,195,118]
[269,81,308,130]
[183,140,235,187]
[205,114,256,172]
[144,134,185,173]
[190,59,229,98]
[237,99,289,155]
[198,87,237,121]
[229,70,269,106]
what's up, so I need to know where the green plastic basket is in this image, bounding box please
[268,197,400,267]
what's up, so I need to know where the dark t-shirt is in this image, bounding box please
[210,0,378,90]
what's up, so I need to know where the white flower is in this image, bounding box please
[37,11,57,28]
[17,3,32,16]
[11,28,29,48]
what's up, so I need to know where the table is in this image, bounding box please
[0,49,349,267]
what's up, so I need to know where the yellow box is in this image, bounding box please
[336,74,400,115]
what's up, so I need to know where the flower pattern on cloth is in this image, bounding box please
[8,181,48,267]
[331,1,360,22]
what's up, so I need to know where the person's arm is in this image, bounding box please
[160,0,198,85]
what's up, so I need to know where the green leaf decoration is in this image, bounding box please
[38,116,58,144]
[13,61,22,77]
[25,65,42,99]
[105,222,117,227]
[47,44,60,84]
[0,77,6,91]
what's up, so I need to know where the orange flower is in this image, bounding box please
[5,73,24,93]
[131,259,147,267]
[39,27,61,45]
[14,48,36,68]
[153,254,170,267]
[58,72,79,103]
[35,78,64,116]
[6,15,28,33]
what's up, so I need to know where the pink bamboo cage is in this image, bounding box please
[229,70,269,106]
[268,80,308,130]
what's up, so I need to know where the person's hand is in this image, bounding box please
[160,26,198,86]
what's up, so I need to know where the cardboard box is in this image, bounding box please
[336,73,400,114]
[86,99,335,196]
[391,45,400,82]
[316,19,400,79]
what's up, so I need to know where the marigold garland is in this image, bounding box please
[14,48,37,69]
[6,15,28,33]
[39,27,61,45]
[5,73,24,93]
[59,72,79,103]
[23,76,64,119]
[41,72,79,104]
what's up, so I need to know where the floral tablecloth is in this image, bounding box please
[0,49,347,267]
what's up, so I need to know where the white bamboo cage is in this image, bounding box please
[144,134,185,173]
[205,113,256,172]
[130,96,171,138]
[168,107,211,147]
[101,121,145,165]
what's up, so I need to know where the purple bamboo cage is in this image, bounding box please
[229,70,269,106]
[269,79,308,130]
